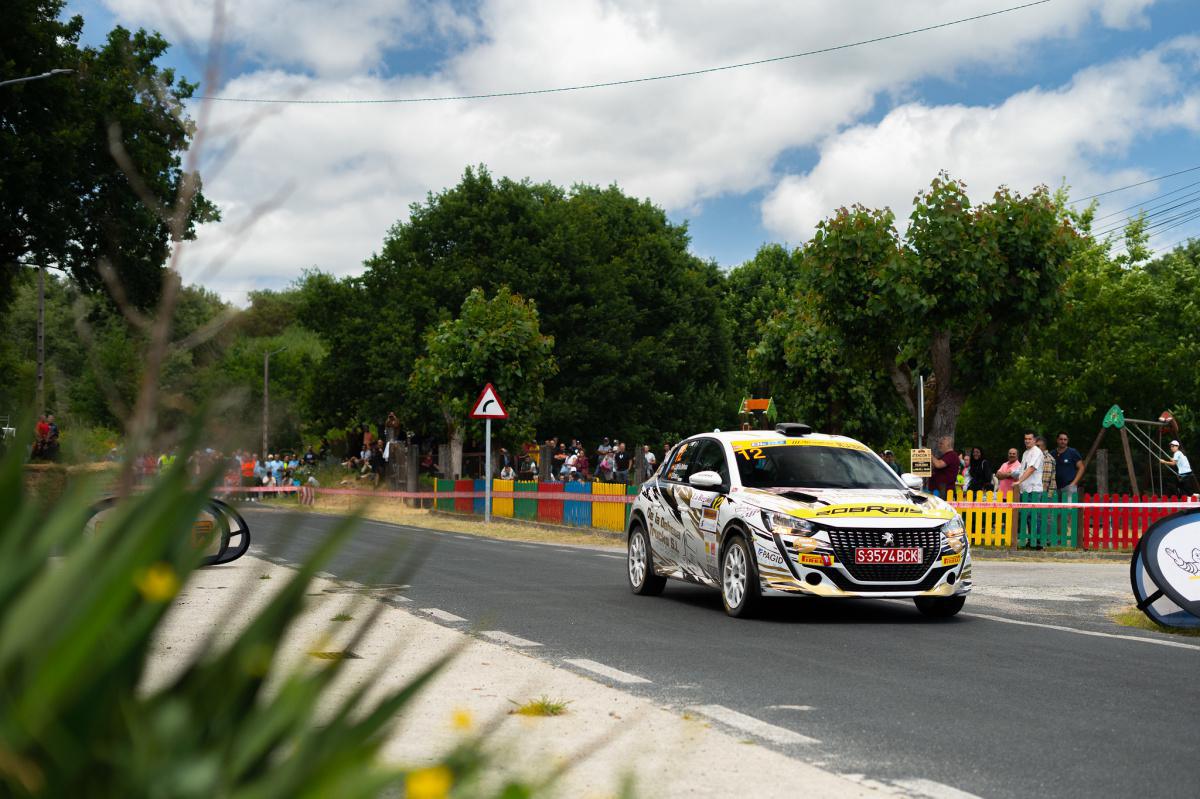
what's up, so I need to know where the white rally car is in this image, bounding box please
[626,424,971,618]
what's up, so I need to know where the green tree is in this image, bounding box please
[957,235,1200,490]
[308,166,734,443]
[1,0,217,311]
[787,174,1076,447]
[409,287,556,476]
[724,243,804,390]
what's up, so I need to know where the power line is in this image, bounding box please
[1092,179,1200,223]
[194,1,1051,105]
[1070,164,1200,204]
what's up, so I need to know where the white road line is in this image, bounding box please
[892,778,984,799]
[387,595,412,603]
[596,554,625,560]
[965,612,1200,651]
[766,704,814,711]
[453,535,474,541]
[555,548,576,553]
[687,704,819,745]
[315,571,336,580]
[517,543,540,549]
[420,608,467,623]
[480,630,542,647]
[564,658,651,684]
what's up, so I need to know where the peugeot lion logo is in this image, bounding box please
[881,532,895,545]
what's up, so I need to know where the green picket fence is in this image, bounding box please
[1016,490,1078,548]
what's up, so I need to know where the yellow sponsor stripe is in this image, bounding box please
[940,553,962,566]
[731,438,870,452]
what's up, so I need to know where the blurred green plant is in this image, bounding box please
[0,428,542,798]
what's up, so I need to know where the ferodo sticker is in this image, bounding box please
[941,553,962,566]
[798,553,836,567]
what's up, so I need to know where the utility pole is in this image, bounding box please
[37,265,45,416]
[3,69,74,418]
[263,347,287,455]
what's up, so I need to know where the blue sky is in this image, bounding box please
[67,1,1200,300]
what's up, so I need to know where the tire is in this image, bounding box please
[628,523,666,596]
[720,534,761,618]
[914,595,966,618]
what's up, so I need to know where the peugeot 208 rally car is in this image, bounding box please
[626,424,971,618]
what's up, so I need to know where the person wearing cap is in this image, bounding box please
[1159,440,1198,496]
[881,450,901,474]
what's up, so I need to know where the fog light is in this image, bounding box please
[946,572,957,585]
[805,573,822,586]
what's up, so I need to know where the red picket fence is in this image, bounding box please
[454,479,474,514]
[1079,493,1189,550]
[537,481,564,524]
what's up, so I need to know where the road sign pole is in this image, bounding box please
[485,417,492,524]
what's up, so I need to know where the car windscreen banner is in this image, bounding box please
[1130,506,1200,629]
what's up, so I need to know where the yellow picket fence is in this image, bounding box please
[944,489,1015,547]
[590,482,628,531]
[492,479,514,518]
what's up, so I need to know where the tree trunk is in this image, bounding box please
[927,389,966,449]
[449,427,464,479]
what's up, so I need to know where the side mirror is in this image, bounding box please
[901,473,923,491]
[688,470,724,489]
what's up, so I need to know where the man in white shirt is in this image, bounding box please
[1014,430,1046,548]
[1015,431,1045,495]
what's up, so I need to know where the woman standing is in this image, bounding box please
[995,448,1021,496]
[966,447,994,493]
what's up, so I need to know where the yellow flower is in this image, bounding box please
[450,708,473,731]
[135,562,180,602]
[406,765,453,799]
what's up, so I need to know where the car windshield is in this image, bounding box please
[735,443,903,490]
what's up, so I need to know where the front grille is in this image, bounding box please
[823,527,942,583]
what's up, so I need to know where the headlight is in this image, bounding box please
[763,511,815,536]
[941,516,966,553]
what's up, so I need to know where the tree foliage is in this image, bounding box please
[779,174,1077,446]
[409,287,556,448]
[307,166,735,443]
[958,237,1200,480]
[0,0,217,311]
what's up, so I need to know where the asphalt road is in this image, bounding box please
[240,508,1198,799]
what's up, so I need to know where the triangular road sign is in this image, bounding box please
[469,383,508,419]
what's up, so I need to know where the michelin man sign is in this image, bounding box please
[1131,507,1200,629]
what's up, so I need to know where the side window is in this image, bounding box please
[689,439,731,487]
[664,440,696,483]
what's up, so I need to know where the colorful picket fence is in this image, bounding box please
[943,489,1015,547]
[433,481,1193,547]
[1079,494,1189,550]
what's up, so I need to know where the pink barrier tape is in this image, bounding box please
[213,485,637,503]
[214,485,1195,510]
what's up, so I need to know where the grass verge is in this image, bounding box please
[1110,605,1200,637]
[259,494,625,549]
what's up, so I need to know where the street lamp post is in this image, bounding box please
[263,347,287,456]
[0,69,74,88]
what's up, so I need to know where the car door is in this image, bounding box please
[675,438,731,583]
[643,439,698,576]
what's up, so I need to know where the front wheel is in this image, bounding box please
[721,535,761,618]
[628,524,666,596]
[914,595,966,618]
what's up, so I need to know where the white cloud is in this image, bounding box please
[96,0,1174,299]
[762,36,1200,244]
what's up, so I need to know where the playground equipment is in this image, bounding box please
[1079,406,1182,495]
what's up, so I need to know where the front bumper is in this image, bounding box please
[757,530,972,598]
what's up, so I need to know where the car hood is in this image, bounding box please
[734,486,956,526]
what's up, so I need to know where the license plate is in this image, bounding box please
[855,547,922,564]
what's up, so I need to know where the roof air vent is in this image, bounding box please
[775,423,813,437]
